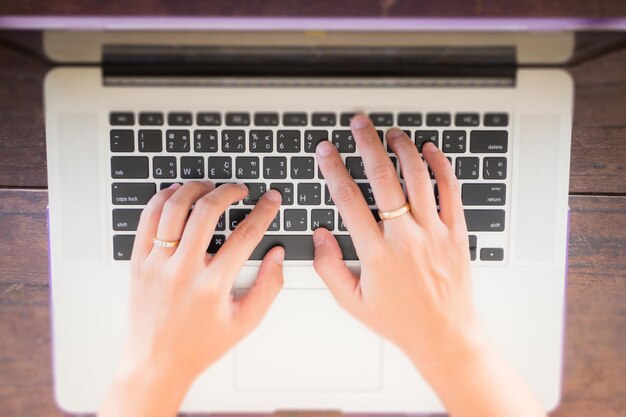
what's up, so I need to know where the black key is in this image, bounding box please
[415,131,439,152]
[443,130,467,153]
[455,157,479,179]
[166,130,191,152]
[110,130,134,152]
[111,156,148,179]
[311,209,334,231]
[243,183,266,205]
[338,214,347,231]
[113,209,142,231]
[371,209,381,222]
[222,130,246,153]
[138,130,162,152]
[335,235,358,260]
[110,112,134,126]
[229,209,251,230]
[207,234,226,254]
[249,234,356,260]
[390,156,398,170]
[226,112,250,126]
[312,113,336,126]
[254,112,279,126]
[139,112,164,126]
[180,157,205,178]
[113,235,135,260]
[112,183,156,205]
[215,213,226,231]
[291,157,315,179]
[263,157,287,179]
[469,235,477,261]
[277,130,301,153]
[304,130,329,153]
[270,183,294,205]
[346,157,366,179]
[208,156,232,179]
[397,113,422,126]
[324,184,334,205]
[268,213,281,231]
[455,113,479,127]
[470,131,508,153]
[464,209,505,231]
[236,157,260,179]
[284,209,307,231]
[484,113,508,127]
[480,248,504,261]
[462,184,506,206]
[331,130,356,153]
[358,183,375,205]
[426,113,451,126]
[249,235,310,260]
[160,182,182,190]
[197,112,221,126]
[318,166,324,180]
[483,157,507,179]
[194,130,218,153]
[249,130,273,153]
[283,112,307,126]
[369,113,393,126]
[340,112,356,126]
[168,112,192,126]
[297,183,321,205]
[428,157,452,180]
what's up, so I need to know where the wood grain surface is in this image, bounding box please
[0,5,625,415]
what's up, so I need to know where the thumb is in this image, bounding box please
[312,228,361,314]
[235,246,285,331]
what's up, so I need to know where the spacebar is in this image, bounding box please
[249,234,358,261]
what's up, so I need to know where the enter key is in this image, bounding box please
[462,183,506,206]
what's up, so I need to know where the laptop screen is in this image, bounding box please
[0,17,624,73]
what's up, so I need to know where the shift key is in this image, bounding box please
[464,209,505,231]
[112,183,156,205]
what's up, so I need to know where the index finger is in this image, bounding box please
[316,140,381,250]
[210,189,282,280]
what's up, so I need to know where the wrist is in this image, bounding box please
[404,323,492,385]
[105,351,195,417]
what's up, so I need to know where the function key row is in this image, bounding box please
[110,129,508,155]
[110,111,509,127]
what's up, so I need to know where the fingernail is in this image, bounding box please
[316,140,334,157]
[238,183,249,191]
[265,189,281,203]
[313,230,326,247]
[387,127,405,140]
[423,141,437,152]
[351,113,370,129]
[274,247,285,265]
[169,183,182,190]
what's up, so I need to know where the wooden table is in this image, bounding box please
[1,3,625,416]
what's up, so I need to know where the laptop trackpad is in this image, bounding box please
[234,289,382,391]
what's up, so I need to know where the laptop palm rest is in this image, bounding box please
[234,289,382,391]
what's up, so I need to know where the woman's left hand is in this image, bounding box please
[99,181,285,417]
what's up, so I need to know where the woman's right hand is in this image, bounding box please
[313,114,546,417]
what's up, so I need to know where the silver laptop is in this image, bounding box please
[2,16,624,414]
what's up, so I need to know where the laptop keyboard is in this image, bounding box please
[110,111,510,263]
